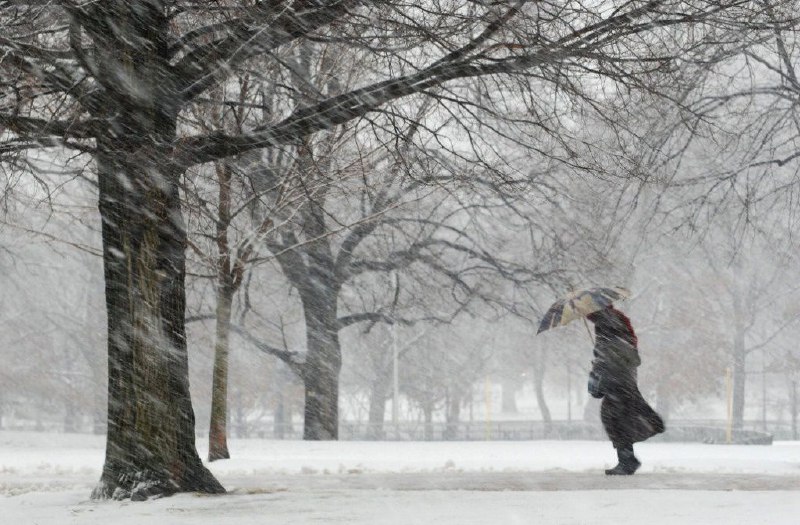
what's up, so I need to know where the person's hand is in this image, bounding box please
[588,371,604,399]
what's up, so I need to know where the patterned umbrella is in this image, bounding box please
[537,287,630,334]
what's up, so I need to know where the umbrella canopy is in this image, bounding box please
[537,287,630,334]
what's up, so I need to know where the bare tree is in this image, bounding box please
[182,76,289,461]
[236,140,551,439]
[703,234,799,429]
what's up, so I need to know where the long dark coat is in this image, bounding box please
[588,308,664,448]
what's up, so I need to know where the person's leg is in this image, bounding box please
[605,443,640,475]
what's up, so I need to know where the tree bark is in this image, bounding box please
[208,159,234,460]
[208,284,233,461]
[93,142,223,499]
[301,293,342,440]
[290,165,342,440]
[89,4,222,495]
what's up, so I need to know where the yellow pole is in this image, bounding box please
[725,367,733,444]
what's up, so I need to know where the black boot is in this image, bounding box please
[605,446,640,475]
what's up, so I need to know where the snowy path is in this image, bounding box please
[2,432,800,523]
[7,485,800,525]
[218,470,800,492]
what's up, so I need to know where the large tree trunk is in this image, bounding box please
[284,137,343,441]
[93,147,223,500]
[301,295,342,440]
[90,2,223,500]
[208,285,233,460]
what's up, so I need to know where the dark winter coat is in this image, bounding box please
[587,308,665,448]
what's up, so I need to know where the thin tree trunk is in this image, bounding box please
[208,161,235,461]
[208,286,233,461]
[423,403,434,440]
[732,350,746,430]
[445,392,461,440]
[367,378,388,440]
[274,395,287,439]
[64,398,78,433]
[232,391,247,438]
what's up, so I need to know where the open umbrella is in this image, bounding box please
[537,286,630,336]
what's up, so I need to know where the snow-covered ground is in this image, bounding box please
[2,431,800,523]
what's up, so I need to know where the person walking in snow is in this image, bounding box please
[587,305,665,475]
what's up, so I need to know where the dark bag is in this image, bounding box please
[588,370,604,399]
